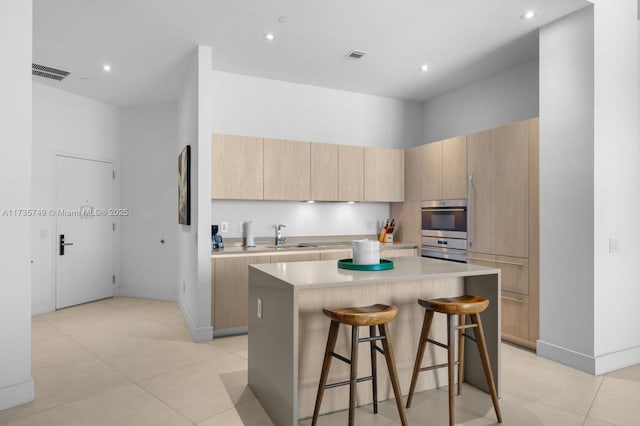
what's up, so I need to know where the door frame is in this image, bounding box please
[53,152,119,309]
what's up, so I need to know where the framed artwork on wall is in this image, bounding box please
[178,145,191,225]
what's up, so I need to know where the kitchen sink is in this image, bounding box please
[265,243,317,249]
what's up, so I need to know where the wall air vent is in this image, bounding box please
[344,50,367,60]
[32,63,70,81]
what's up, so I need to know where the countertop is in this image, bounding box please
[249,256,500,290]
[211,239,417,257]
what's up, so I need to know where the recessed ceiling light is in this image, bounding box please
[277,16,287,23]
[419,64,429,72]
[103,64,111,72]
[264,33,275,41]
[521,10,538,20]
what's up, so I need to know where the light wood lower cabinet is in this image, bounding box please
[501,291,530,347]
[212,256,269,330]
[467,252,533,348]
[270,252,321,263]
[319,250,351,260]
[382,248,417,257]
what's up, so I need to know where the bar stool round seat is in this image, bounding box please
[322,304,398,326]
[312,304,407,426]
[407,295,502,426]
[418,294,489,314]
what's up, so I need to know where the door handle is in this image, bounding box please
[59,234,74,255]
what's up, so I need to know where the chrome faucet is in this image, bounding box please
[275,224,286,246]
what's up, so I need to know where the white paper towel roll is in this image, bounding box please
[243,221,255,247]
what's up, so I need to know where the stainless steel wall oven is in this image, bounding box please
[421,199,467,262]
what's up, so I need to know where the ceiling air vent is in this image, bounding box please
[32,63,70,81]
[344,50,367,60]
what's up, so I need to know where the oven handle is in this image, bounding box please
[422,208,466,212]
[467,174,473,248]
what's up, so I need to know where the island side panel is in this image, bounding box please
[297,277,464,420]
[463,272,501,396]
[248,267,297,426]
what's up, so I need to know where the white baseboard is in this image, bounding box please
[594,344,640,375]
[177,297,213,343]
[537,340,596,374]
[0,378,34,411]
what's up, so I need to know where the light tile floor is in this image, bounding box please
[1,297,639,425]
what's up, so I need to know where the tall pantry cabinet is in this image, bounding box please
[466,118,539,349]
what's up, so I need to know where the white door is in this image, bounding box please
[55,156,115,309]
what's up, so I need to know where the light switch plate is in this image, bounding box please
[220,222,228,233]
[257,298,263,319]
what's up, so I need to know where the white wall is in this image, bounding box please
[538,7,595,372]
[212,201,389,240]
[592,0,640,373]
[119,103,177,301]
[0,0,34,410]
[422,59,539,144]
[31,83,120,315]
[211,70,424,149]
[176,46,213,342]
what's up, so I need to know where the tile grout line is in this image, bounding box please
[582,377,605,426]
[133,382,197,425]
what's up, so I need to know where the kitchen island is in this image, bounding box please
[248,256,501,425]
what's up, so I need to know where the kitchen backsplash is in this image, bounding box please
[211,200,390,238]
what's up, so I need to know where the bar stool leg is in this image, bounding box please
[348,325,359,426]
[378,323,408,426]
[457,314,466,396]
[447,314,456,426]
[471,313,502,423]
[312,320,340,426]
[369,326,378,414]
[407,309,434,408]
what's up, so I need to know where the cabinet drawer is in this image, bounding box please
[501,290,529,342]
[382,248,417,258]
[495,255,528,295]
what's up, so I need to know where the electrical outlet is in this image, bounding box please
[220,222,228,233]
[257,298,263,319]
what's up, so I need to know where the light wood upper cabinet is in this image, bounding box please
[403,145,425,202]
[421,141,443,201]
[310,143,338,201]
[363,147,404,202]
[467,129,495,254]
[418,136,466,202]
[338,145,364,201]
[442,136,467,199]
[211,134,263,200]
[263,138,311,200]
[468,121,529,258]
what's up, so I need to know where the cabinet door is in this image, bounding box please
[495,255,529,295]
[404,145,425,202]
[501,290,530,345]
[421,142,442,201]
[270,252,321,263]
[264,138,311,200]
[381,248,416,257]
[492,121,528,257]
[211,134,263,199]
[320,250,351,260]
[338,145,363,201]
[364,147,404,202]
[311,143,338,201]
[442,136,467,199]
[467,129,495,254]
[213,256,269,330]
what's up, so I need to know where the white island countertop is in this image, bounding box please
[248,256,502,425]
[250,256,500,290]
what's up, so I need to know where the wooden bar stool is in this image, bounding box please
[312,304,408,426]
[406,295,502,426]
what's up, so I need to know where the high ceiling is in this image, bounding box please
[33,0,590,107]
